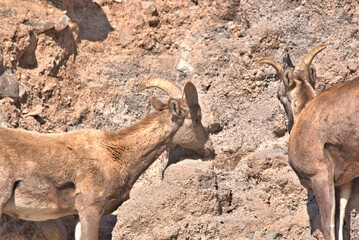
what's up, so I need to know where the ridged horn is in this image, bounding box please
[299,44,326,72]
[138,78,182,98]
[259,57,284,79]
[183,81,198,106]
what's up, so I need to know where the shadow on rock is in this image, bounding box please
[99,214,118,240]
[162,146,215,179]
[306,191,324,239]
[48,0,114,41]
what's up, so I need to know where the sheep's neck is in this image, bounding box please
[293,80,317,117]
[104,111,175,187]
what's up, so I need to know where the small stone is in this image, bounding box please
[54,15,70,32]
[273,121,287,137]
[23,105,43,117]
[0,70,19,99]
[0,53,4,73]
[148,17,159,27]
[347,60,357,73]
[141,2,157,16]
[18,85,28,103]
[177,59,194,73]
[120,31,134,46]
[24,20,54,34]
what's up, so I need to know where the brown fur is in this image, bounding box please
[0,97,213,240]
[289,77,359,240]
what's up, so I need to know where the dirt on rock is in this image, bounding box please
[0,0,359,239]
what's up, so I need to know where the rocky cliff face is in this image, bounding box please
[0,0,358,239]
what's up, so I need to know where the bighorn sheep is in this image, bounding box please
[288,75,359,239]
[259,44,326,133]
[260,45,355,240]
[0,79,214,240]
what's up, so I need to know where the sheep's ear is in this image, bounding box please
[283,68,294,88]
[168,99,182,118]
[150,96,165,111]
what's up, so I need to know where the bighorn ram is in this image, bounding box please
[260,45,355,240]
[0,79,214,240]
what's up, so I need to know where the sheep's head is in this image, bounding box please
[260,44,326,132]
[138,78,214,157]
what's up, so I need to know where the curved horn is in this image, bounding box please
[299,44,326,72]
[183,81,198,106]
[138,78,182,98]
[259,57,285,79]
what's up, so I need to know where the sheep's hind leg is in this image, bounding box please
[311,170,336,240]
[337,180,352,240]
[75,221,82,240]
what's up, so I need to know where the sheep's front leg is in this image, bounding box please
[75,197,102,240]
